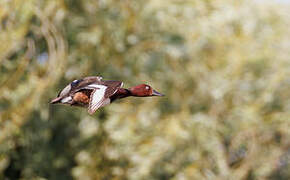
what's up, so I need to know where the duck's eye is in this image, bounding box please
[71,79,80,87]
[145,86,150,90]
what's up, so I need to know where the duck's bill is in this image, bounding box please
[50,97,62,104]
[152,90,165,96]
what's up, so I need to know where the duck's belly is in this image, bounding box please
[72,89,111,108]
[72,90,92,106]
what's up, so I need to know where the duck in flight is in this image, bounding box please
[50,76,164,114]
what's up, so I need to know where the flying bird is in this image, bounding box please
[50,76,164,114]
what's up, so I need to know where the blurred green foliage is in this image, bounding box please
[0,0,290,179]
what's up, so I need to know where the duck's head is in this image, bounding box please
[129,84,164,97]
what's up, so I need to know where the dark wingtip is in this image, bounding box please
[50,97,62,104]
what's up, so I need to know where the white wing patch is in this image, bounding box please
[88,85,108,114]
[87,84,103,89]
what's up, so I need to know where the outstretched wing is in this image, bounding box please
[87,84,107,114]
[88,80,123,114]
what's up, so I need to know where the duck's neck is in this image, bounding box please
[110,88,132,102]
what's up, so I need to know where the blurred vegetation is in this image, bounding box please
[0,0,290,179]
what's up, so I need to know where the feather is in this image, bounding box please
[87,80,123,114]
[88,85,107,114]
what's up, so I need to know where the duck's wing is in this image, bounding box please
[75,76,103,90]
[102,80,124,97]
[88,80,123,114]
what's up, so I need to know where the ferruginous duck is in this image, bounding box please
[50,76,164,114]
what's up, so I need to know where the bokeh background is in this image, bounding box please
[0,0,290,179]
